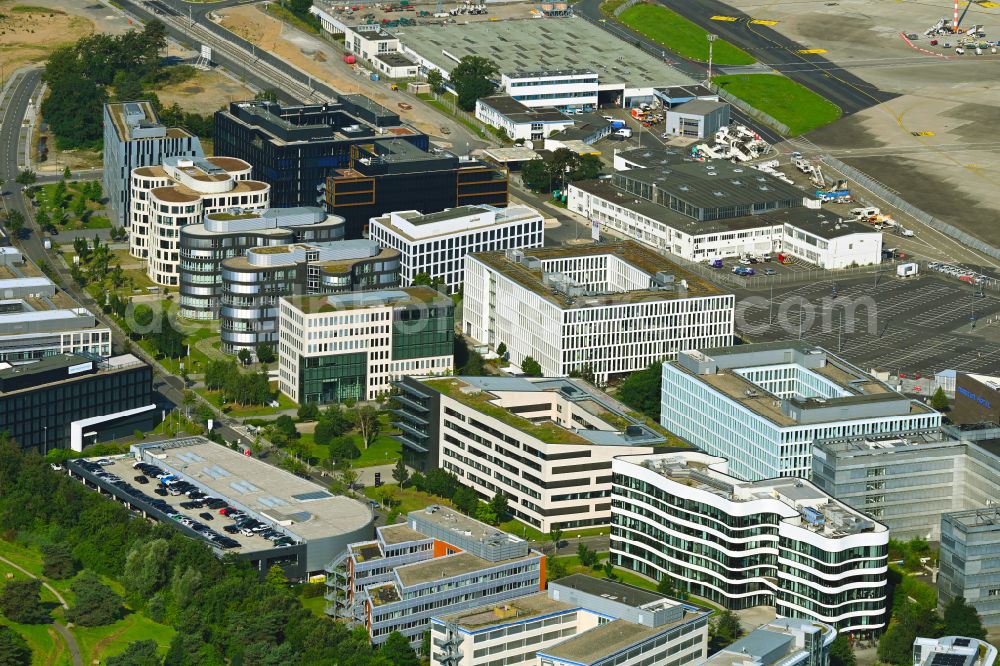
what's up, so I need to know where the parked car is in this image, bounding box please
[134,475,149,484]
[199,512,215,521]
[154,487,168,496]
[763,268,777,276]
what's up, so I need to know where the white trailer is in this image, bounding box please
[897,262,919,278]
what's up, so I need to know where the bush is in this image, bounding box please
[329,436,360,461]
[41,543,77,579]
[0,579,48,624]
[66,571,123,626]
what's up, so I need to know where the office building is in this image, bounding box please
[0,353,156,453]
[661,343,942,481]
[220,240,400,355]
[103,101,204,228]
[67,436,374,579]
[664,100,731,139]
[913,636,997,666]
[699,619,835,666]
[463,242,734,384]
[325,140,510,237]
[179,206,346,320]
[811,428,1000,540]
[939,508,1000,626]
[0,255,111,364]
[325,506,545,650]
[278,287,453,404]
[368,204,544,292]
[340,25,418,78]
[431,574,711,666]
[213,98,428,212]
[393,375,673,530]
[951,372,1000,425]
[129,156,270,285]
[611,452,889,634]
[567,158,883,268]
[475,96,575,141]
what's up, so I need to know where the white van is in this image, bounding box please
[614,128,633,139]
[850,206,880,219]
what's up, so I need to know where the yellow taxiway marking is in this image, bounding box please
[750,19,778,24]
[911,131,936,136]
[711,15,739,21]
[977,1,998,7]
[798,48,828,53]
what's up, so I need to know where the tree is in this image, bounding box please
[710,610,744,650]
[426,69,446,95]
[0,626,31,666]
[452,485,480,515]
[520,158,551,193]
[255,342,276,364]
[549,527,563,555]
[569,154,603,181]
[254,88,280,102]
[329,436,361,461]
[67,571,122,626]
[489,492,509,522]
[941,596,987,640]
[0,579,47,624]
[35,209,52,233]
[297,402,320,422]
[475,502,499,525]
[237,348,252,366]
[155,323,185,359]
[392,457,409,486]
[496,342,507,359]
[657,574,675,596]
[618,361,663,419]
[930,386,950,411]
[123,538,170,599]
[62,165,72,181]
[265,565,288,590]
[424,468,460,498]
[354,406,380,449]
[274,415,298,441]
[41,543,77,580]
[170,565,202,609]
[521,356,542,377]
[829,633,856,666]
[412,272,433,286]
[72,195,88,219]
[105,639,160,666]
[380,631,420,666]
[578,543,599,568]
[40,72,108,149]
[450,55,499,111]
[15,170,36,186]
[602,561,615,579]
[374,484,398,511]
[3,210,24,238]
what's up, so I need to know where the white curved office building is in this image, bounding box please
[610,452,888,635]
[129,156,270,285]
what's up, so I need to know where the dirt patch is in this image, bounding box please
[156,69,255,114]
[0,0,95,76]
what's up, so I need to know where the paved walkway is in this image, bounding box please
[0,555,82,666]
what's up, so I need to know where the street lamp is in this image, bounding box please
[706,34,718,87]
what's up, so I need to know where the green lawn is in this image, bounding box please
[0,619,67,666]
[364,485,454,515]
[298,592,328,619]
[194,383,294,418]
[73,613,175,665]
[417,93,491,140]
[32,181,109,231]
[712,74,842,136]
[618,4,755,65]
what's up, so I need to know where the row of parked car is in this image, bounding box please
[928,262,995,288]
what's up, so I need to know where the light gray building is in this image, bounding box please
[699,619,835,666]
[812,429,1000,540]
[664,100,731,139]
[103,101,204,228]
[939,508,1000,627]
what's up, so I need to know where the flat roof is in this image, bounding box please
[395,551,534,587]
[107,101,195,142]
[394,18,693,89]
[438,591,573,630]
[282,285,448,314]
[539,619,663,663]
[479,96,571,124]
[555,574,667,607]
[374,52,415,68]
[378,523,427,545]
[138,437,371,541]
[372,204,540,242]
[616,162,806,209]
[470,241,721,309]
[671,99,727,116]
[945,507,1000,531]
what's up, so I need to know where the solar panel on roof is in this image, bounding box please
[931,654,968,666]
[292,491,333,501]
[953,639,972,647]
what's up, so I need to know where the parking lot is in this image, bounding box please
[735,273,1000,376]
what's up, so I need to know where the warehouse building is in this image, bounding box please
[664,100,730,139]
[463,242,735,384]
[0,353,155,453]
[220,240,400,356]
[278,287,453,404]
[368,204,544,292]
[103,101,204,228]
[326,506,545,650]
[393,375,674,530]
[939,509,1000,627]
[68,436,374,579]
[612,452,889,634]
[431,575,711,666]
[661,342,942,481]
[179,206,346,321]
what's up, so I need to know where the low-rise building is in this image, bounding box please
[939,509,1000,627]
[913,636,997,666]
[130,156,270,285]
[664,100,730,139]
[463,242,734,384]
[432,574,711,666]
[368,204,544,292]
[325,506,546,650]
[699,618,835,666]
[220,240,400,355]
[278,287,453,404]
[475,96,575,141]
[67,436,374,579]
[661,343,942,481]
[341,25,418,78]
[179,206,346,321]
[811,428,1000,540]
[611,452,889,634]
[0,353,156,453]
[393,375,675,530]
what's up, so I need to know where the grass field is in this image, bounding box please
[74,613,175,665]
[618,4,755,65]
[712,74,842,136]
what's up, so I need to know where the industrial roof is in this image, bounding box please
[615,162,806,209]
[670,99,728,116]
[478,96,572,124]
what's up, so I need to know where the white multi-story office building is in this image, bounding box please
[431,574,711,666]
[103,101,204,228]
[463,242,735,384]
[129,156,270,285]
[699,619,835,666]
[369,204,544,292]
[393,375,671,531]
[475,96,575,141]
[913,636,997,666]
[611,452,889,634]
[502,70,600,111]
[277,287,453,404]
[939,509,1000,627]
[661,343,942,481]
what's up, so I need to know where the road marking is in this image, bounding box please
[977,1,998,7]
[798,48,828,54]
[750,19,778,25]
[911,131,935,136]
[711,15,739,21]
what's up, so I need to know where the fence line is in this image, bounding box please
[613,0,642,15]
[709,85,791,136]
[821,156,1000,261]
